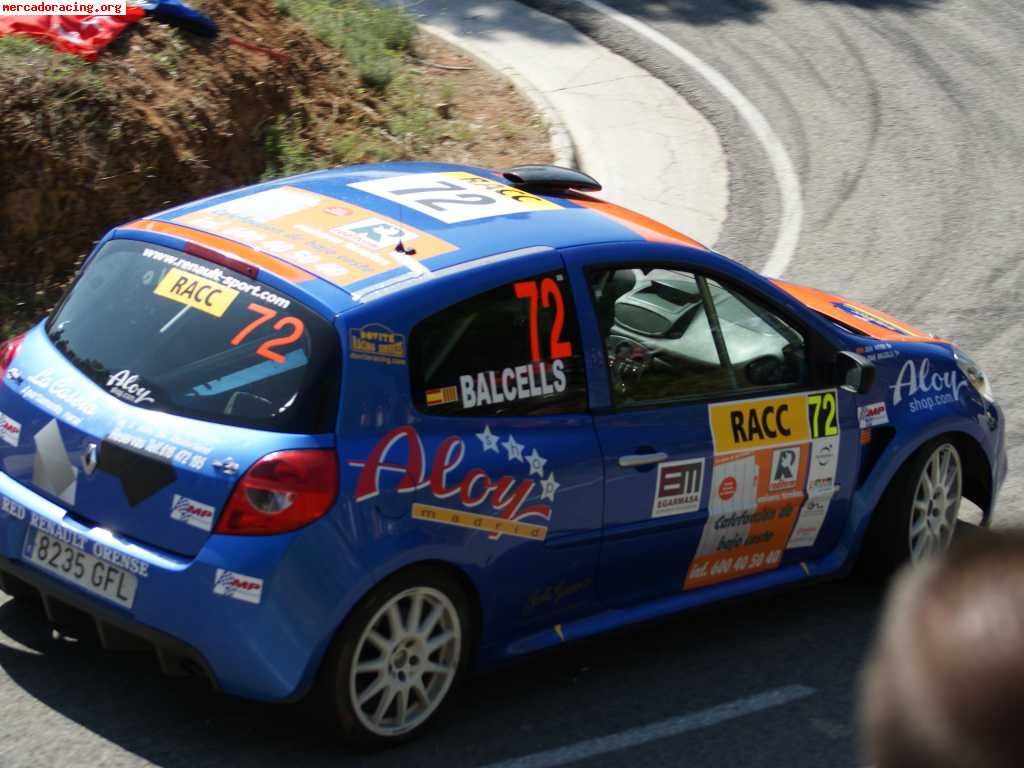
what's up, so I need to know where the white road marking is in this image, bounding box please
[477,684,815,768]
[573,0,804,278]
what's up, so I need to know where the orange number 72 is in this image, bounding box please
[230,303,305,364]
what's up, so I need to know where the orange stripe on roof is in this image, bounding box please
[574,196,708,250]
[121,219,314,283]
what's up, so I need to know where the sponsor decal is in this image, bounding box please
[768,446,803,493]
[170,494,215,531]
[349,171,561,224]
[28,512,150,576]
[349,323,406,366]
[0,410,21,447]
[832,302,916,336]
[525,577,594,615]
[174,186,456,287]
[890,358,967,413]
[349,424,556,541]
[213,568,263,604]
[688,390,840,590]
[152,267,238,317]
[142,248,291,309]
[107,423,211,471]
[0,494,26,520]
[786,488,837,549]
[105,369,155,406]
[855,342,899,362]
[412,503,547,541]
[709,390,838,454]
[651,458,704,518]
[858,402,889,428]
[425,385,459,407]
[807,437,838,493]
[709,394,810,453]
[24,367,98,427]
[459,360,567,409]
[332,218,419,251]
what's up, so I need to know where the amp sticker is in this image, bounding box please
[686,390,841,589]
[213,569,263,604]
[349,171,562,224]
[0,410,21,447]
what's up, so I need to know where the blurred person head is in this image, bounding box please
[860,533,1024,768]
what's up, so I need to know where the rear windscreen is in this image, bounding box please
[47,240,339,432]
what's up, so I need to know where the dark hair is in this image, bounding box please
[860,533,1024,768]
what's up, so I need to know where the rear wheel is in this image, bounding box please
[318,567,470,746]
[863,439,962,575]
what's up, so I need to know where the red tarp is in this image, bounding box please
[0,11,145,61]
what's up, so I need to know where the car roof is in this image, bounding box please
[115,161,707,315]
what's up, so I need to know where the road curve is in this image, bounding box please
[526,0,1024,528]
[0,3,1022,767]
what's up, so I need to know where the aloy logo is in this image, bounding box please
[106,370,155,405]
[890,359,967,411]
[349,426,553,537]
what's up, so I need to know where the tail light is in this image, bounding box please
[215,449,338,535]
[0,333,25,379]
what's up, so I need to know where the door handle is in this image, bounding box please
[618,452,668,468]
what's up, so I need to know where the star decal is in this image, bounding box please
[540,472,560,501]
[502,434,525,462]
[526,448,547,477]
[476,425,500,453]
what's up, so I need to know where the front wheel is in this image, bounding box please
[863,439,963,575]
[318,567,471,746]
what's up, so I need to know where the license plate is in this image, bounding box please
[24,530,138,609]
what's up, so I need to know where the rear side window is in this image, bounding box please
[410,271,587,416]
[47,240,339,432]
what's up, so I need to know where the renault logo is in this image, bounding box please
[81,442,98,476]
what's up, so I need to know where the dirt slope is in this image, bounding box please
[0,0,551,332]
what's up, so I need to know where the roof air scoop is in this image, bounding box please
[502,165,602,192]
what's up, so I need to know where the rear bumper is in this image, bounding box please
[0,554,218,688]
[0,471,371,702]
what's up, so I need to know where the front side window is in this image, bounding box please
[410,271,587,416]
[589,267,806,407]
[47,240,339,432]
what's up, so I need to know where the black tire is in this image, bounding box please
[316,565,472,747]
[861,437,962,577]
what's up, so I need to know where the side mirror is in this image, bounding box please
[836,350,876,394]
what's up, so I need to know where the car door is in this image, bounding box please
[340,250,605,644]
[564,243,859,607]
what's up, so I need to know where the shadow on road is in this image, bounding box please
[0,525,996,767]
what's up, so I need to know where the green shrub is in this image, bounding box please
[274,0,414,89]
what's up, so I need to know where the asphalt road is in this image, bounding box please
[2,0,1022,766]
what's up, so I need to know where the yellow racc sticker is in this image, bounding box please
[153,268,238,317]
[709,393,812,453]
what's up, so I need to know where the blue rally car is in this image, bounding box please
[0,162,1006,744]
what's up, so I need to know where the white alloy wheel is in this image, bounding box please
[908,443,962,563]
[348,586,462,737]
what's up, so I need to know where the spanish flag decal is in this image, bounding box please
[425,386,459,407]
